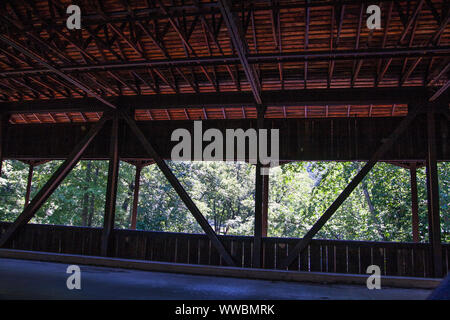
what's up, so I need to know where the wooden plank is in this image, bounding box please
[111,232,119,258]
[309,243,322,272]
[91,230,102,256]
[276,241,288,270]
[325,244,336,273]
[151,236,165,262]
[198,238,210,265]
[398,248,413,277]
[165,236,177,263]
[231,240,243,267]
[133,233,143,260]
[29,227,38,251]
[372,246,385,276]
[413,247,426,278]
[55,228,63,253]
[287,240,300,271]
[405,248,414,276]
[397,248,406,276]
[359,246,372,274]
[83,229,91,256]
[385,247,399,276]
[335,244,347,274]
[188,238,199,265]
[137,233,147,260]
[220,238,233,266]
[66,230,75,254]
[80,229,87,255]
[209,239,221,266]
[242,240,252,268]
[264,241,275,269]
[145,235,155,261]
[347,245,360,274]
[50,226,60,254]
[73,230,83,255]
[298,244,309,272]
[321,244,328,273]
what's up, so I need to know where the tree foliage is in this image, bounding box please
[0,160,448,242]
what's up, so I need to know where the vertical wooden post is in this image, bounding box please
[101,114,120,256]
[426,107,442,278]
[130,164,142,230]
[0,114,4,177]
[253,107,266,268]
[253,162,263,268]
[24,163,34,208]
[262,169,269,237]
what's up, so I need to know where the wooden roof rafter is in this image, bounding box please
[0,0,447,119]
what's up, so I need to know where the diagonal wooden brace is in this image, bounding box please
[120,110,236,267]
[280,104,425,269]
[101,113,120,256]
[0,115,109,248]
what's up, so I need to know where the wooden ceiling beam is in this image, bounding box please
[0,87,432,115]
[0,33,117,109]
[218,0,262,105]
[1,45,449,78]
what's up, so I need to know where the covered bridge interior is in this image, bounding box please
[0,0,449,289]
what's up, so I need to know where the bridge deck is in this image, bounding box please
[0,257,432,300]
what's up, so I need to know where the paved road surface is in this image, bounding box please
[0,258,432,300]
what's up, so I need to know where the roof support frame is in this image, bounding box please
[279,103,425,269]
[218,0,262,105]
[119,109,236,267]
[0,114,109,248]
[0,33,117,109]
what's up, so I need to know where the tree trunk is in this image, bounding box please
[81,161,92,226]
[122,180,134,212]
[361,179,385,240]
[87,164,100,227]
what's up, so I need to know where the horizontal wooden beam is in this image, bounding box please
[1,46,448,78]
[3,115,449,162]
[0,87,434,115]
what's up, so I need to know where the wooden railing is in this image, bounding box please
[0,222,448,278]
